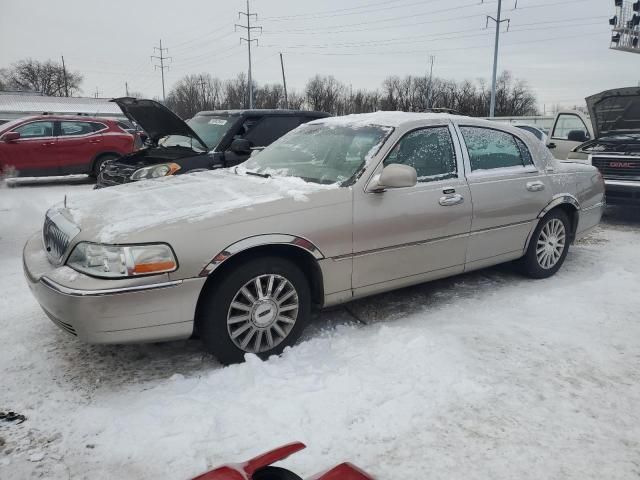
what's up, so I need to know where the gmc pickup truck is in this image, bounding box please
[547,87,640,206]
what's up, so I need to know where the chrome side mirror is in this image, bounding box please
[367,164,417,192]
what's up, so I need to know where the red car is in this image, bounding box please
[0,115,137,178]
[191,442,375,480]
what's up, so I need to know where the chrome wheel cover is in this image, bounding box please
[226,274,299,353]
[536,218,566,270]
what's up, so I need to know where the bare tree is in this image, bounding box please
[304,75,346,113]
[163,69,537,119]
[4,58,82,96]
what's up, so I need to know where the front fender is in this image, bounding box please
[198,234,325,277]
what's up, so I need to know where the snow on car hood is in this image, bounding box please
[60,170,338,243]
[585,87,640,138]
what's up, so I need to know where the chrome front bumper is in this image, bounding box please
[604,179,640,205]
[23,232,206,344]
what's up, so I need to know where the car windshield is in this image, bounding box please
[241,123,392,185]
[160,115,236,151]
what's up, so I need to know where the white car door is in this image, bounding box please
[547,112,592,160]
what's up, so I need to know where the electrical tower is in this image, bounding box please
[236,0,262,109]
[486,0,510,117]
[610,0,640,53]
[151,39,172,101]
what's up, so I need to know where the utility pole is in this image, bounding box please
[486,0,510,117]
[151,39,171,102]
[425,55,435,110]
[94,87,101,99]
[61,55,69,97]
[125,82,129,96]
[236,0,262,109]
[279,52,288,109]
[198,75,208,106]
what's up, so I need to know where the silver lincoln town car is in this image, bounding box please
[23,112,605,364]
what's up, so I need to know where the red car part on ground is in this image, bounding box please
[0,115,137,178]
[191,442,375,480]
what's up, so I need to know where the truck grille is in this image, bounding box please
[591,155,640,179]
[42,210,80,264]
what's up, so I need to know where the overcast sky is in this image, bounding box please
[1,0,638,111]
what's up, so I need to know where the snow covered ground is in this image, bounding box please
[1,179,639,480]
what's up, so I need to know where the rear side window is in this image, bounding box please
[59,121,96,136]
[384,126,457,182]
[514,137,533,165]
[460,126,527,171]
[243,116,303,147]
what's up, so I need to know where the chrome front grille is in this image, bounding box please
[42,210,80,264]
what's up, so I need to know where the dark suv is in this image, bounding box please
[96,98,329,187]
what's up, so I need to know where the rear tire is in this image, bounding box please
[197,256,311,365]
[519,209,570,279]
[253,466,303,480]
[90,154,119,178]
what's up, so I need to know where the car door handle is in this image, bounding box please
[547,142,556,149]
[526,181,545,192]
[439,194,464,206]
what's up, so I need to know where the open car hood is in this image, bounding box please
[111,97,209,150]
[586,87,640,138]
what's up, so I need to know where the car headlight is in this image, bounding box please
[67,242,177,278]
[130,162,181,180]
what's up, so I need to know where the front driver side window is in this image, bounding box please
[383,126,457,182]
[14,121,54,139]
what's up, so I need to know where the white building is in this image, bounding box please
[0,91,124,123]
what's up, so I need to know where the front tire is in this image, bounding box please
[90,154,119,178]
[520,209,570,278]
[197,257,311,365]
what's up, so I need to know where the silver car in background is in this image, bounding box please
[23,112,605,364]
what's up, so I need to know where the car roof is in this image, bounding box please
[308,111,479,128]
[194,109,330,118]
[11,114,117,123]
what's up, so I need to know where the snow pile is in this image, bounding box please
[1,182,640,479]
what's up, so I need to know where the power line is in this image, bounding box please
[263,0,446,22]
[263,20,606,51]
[151,39,172,101]
[276,28,610,56]
[261,0,421,20]
[236,0,262,109]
